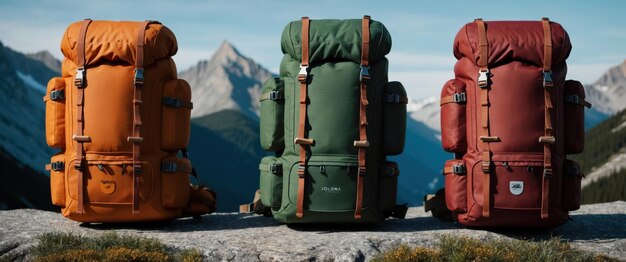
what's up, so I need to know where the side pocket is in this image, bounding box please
[379,161,399,214]
[382,81,407,155]
[47,154,66,207]
[443,159,467,212]
[440,79,467,153]
[161,155,192,209]
[44,77,66,148]
[260,78,285,152]
[564,80,591,154]
[259,156,283,210]
[562,159,582,211]
[162,79,193,150]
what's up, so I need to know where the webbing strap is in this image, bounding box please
[354,15,371,219]
[475,18,492,218]
[74,19,92,214]
[540,17,554,219]
[129,20,151,214]
[295,17,310,218]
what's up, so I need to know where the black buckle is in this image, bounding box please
[163,97,181,108]
[74,67,85,88]
[50,90,65,101]
[358,167,367,176]
[51,161,64,171]
[543,71,553,89]
[386,94,400,104]
[269,164,281,174]
[565,94,580,104]
[134,68,144,87]
[162,162,177,173]
[269,91,283,101]
[453,164,466,174]
[453,92,466,103]
[383,166,396,177]
[297,165,306,178]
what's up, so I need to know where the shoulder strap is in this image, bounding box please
[353,15,371,219]
[294,17,313,218]
[72,18,92,214]
[539,17,554,219]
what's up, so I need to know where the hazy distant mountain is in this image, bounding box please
[179,41,273,120]
[27,50,62,74]
[584,60,626,118]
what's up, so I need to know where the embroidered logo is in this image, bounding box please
[509,181,524,196]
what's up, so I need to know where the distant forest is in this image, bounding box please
[582,168,626,204]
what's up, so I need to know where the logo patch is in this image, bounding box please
[509,181,524,196]
[321,186,341,193]
[100,180,116,195]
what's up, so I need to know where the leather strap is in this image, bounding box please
[129,20,151,214]
[439,93,466,106]
[354,15,371,219]
[295,17,310,218]
[475,18,492,218]
[540,17,553,219]
[74,19,92,214]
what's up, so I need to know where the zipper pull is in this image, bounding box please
[320,165,326,174]
[97,164,104,171]
[502,161,511,170]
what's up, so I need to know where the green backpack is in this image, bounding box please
[257,16,407,223]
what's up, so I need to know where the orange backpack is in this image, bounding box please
[44,20,215,222]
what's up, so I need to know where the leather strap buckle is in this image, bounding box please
[74,67,86,88]
[538,136,556,144]
[134,68,144,87]
[51,161,64,171]
[453,92,467,103]
[269,91,283,101]
[353,140,370,148]
[298,65,308,83]
[453,164,466,174]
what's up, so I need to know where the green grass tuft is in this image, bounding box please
[32,232,203,262]
[372,235,616,262]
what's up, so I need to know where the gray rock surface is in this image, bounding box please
[1,201,625,261]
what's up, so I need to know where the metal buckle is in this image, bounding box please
[269,164,281,174]
[297,165,306,178]
[162,162,177,173]
[452,164,466,174]
[538,136,556,144]
[269,91,283,101]
[51,161,64,171]
[482,162,490,173]
[383,166,396,177]
[360,65,370,82]
[134,68,144,87]
[74,67,85,88]
[50,90,65,101]
[543,71,553,89]
[478,70,489,88]
[543,168,553,177]
[453,92,466,103]
[358,167,367,176]
[386,94,400,104]
[298,65,308,83]
[134,165,143,174]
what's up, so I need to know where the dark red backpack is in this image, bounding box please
[439,18,591,227]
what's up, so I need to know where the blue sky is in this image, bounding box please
[1,0,624,99]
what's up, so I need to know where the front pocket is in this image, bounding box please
[491,160,543,210]
[260,77,285,152]
[378,161,399,213]
[564,80,591,154]
[443,159,467,212]
[67,160,153,204]
[47,153,66,207]
[162,79,192,150]
[44,77,66,148]
[562,159,582,211]
[440,79,467,153]
[259,156,283,210]
[293,157,358,212]
[161,155,192,209]
[382,81,408,155]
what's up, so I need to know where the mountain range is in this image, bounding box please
[0,39,624,212]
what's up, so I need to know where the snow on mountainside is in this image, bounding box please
[179,41,273,120]
[0,42,56,173]
[408,96,440,133]
[584,60,626,115]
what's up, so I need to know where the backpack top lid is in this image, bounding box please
[454,20,572,68]
[61,20,178,68]
[281,18,391,65]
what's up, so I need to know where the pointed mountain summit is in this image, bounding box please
[179,40,273,120]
